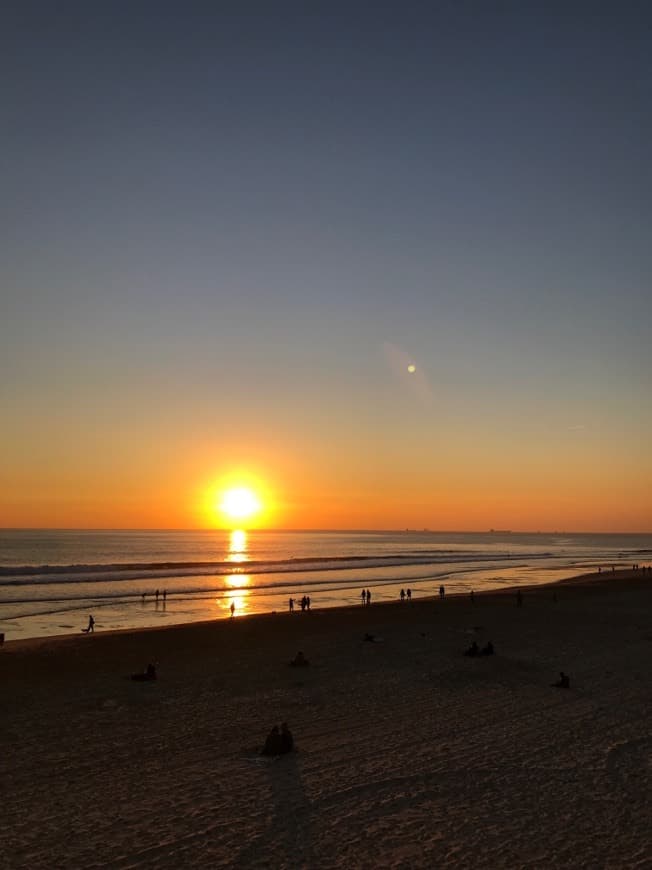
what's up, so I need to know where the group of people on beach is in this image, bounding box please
[361,589,372,605]
[142,590,167,603]
[464,640,494,657]
[462,639,571,689]
[399,588,412,601]
[288,595,311,612]
[262,722,294,756]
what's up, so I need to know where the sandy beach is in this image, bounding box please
[1,569,650,868]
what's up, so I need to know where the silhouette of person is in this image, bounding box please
[280,722,294,754]
[361,589,366,605]
[552,671,570,689]
[470,590,475,604]
[155,589,159,602]
[406,588,411,601]
[132,663,157,681]
[306,596,311,610]
[400,589,405,602]
[464,641,479,657]
[262,725,282,756]
[289,597,294,612]
[83,614,95,633]
[439,585,445,599]
[163,589,167,602]
[141,592,146,603]
[366,589,371,606]
[290,651,309,667]
[230,601,235,619]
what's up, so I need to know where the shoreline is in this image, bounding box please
[2,565,647,653]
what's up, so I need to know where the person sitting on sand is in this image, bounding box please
[289,651,309,667]
[480,641,495,656]
[464,641,479,657]
[552,671,570,689]
[82,614,95,633]
[131,663,157,681]
[262,725,282,756]
[279,722,294,754]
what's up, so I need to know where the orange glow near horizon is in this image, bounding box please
[1,432,651,532]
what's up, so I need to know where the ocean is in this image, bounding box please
[1,529,650,640]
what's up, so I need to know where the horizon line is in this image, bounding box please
[1,527,651,536]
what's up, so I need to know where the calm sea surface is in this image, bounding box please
[1,529,650,640]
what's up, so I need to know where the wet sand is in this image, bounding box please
[1,569,651,868]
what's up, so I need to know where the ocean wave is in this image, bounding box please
[0,551,555,587]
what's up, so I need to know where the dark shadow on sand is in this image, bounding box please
[234,751,314,866]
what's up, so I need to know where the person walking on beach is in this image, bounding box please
[83,614,95,633]
[439,585,445,600]
[230,601,235,619]
[361,589,366,605]
[155,589,159,602]
[366,589,371,606]
[407,588,412,601]
[289,597,294,612]
[400,589,405,602]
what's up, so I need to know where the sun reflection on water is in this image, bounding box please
[226,529,248,563]
[217,573,251,616]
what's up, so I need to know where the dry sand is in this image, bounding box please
[1,570,651,869]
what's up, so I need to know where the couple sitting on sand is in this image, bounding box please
[464,641,494,657]
[262,722,294,756]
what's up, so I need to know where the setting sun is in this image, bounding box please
[219,487,262,521]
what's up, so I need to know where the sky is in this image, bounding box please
[1,1,651,531]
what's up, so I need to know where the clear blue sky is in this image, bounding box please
[1,2,651,530]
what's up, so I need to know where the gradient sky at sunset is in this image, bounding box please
[2,2,651,531]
